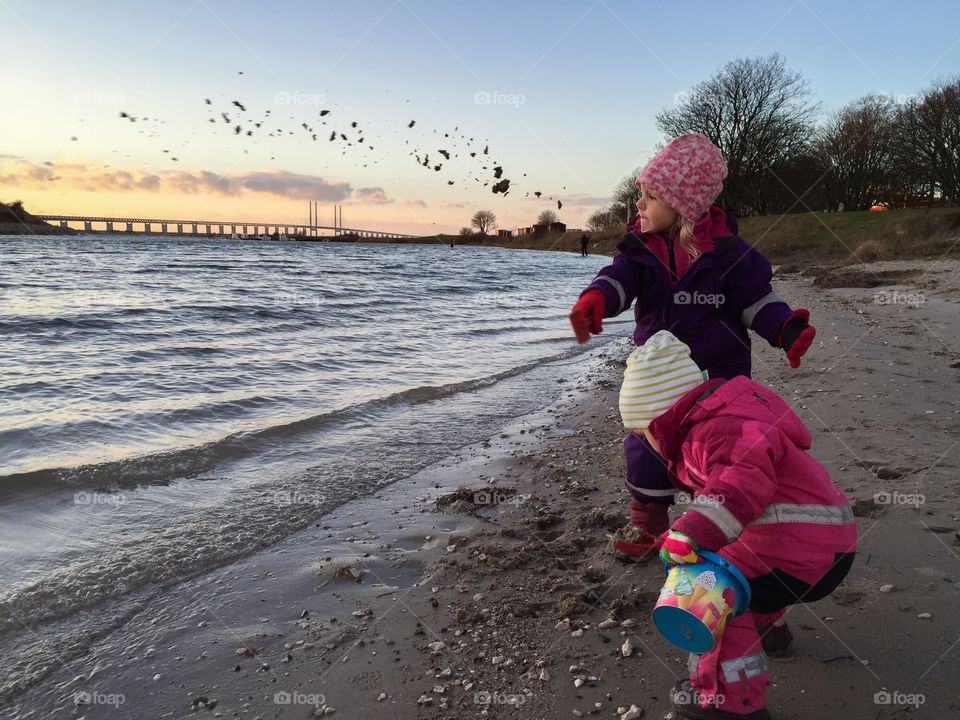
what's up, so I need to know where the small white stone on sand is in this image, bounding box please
[620,705,643,720]
[621,639,635,657]
[428,641,445,652]
[417,695,433,706]
[556,619,571,631]
[152,673,162,681]
[918,612,932,619]
[539,669,550,681]
[376,693,386,702]
[574,677,584,688]
[880,584,894,592]
[620,619,637,628]
[598,618,618,630]
[570,628,584,637]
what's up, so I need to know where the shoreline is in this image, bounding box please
[4,262,960,719]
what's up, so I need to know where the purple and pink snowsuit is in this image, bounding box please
[582,205,798,506]
[649,375,857,714]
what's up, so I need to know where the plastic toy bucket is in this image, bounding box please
[652,551,752,653]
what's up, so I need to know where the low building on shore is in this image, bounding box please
[516,221,566,238]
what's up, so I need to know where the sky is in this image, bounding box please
[1,0,958,236]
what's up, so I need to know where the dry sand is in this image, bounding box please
[6,260,960,720]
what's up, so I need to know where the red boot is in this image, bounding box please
[612,500,669,562]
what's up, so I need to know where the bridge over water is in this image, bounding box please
[33,215,415,240]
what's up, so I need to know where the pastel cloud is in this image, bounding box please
[353,186,394,205]
[0,160,354,202]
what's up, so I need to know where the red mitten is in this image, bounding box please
[777,309,816,368]
[659,530,700,565]
[569,290,606,343]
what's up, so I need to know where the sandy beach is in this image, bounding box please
[6,259,960,720]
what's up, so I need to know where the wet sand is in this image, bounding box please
[6,260,960,720]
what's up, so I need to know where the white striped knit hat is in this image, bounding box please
[619,331,707,430]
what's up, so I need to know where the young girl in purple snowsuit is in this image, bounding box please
[569,134,816,561]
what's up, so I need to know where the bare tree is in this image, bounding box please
[470,210,497,236]
[656,54,819,215]
[610,167,643,223]
[813,94,897,211]
[894,78,960,205]
[536,209,559,225]
[586,206,624,232]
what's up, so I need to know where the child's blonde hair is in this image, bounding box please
[671,216,700,261]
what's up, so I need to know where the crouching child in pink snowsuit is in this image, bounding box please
[619,331,857,719]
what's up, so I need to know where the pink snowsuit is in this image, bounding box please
[649,376,857,715]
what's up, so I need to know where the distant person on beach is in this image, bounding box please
[580,233,589,256]
[619,331,855,720]
[568,134,816,562]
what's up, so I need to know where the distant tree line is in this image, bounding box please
[588,54,960,231]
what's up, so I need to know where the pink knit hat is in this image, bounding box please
[637,134,727,222]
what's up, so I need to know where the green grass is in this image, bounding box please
[737,207,960,264]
